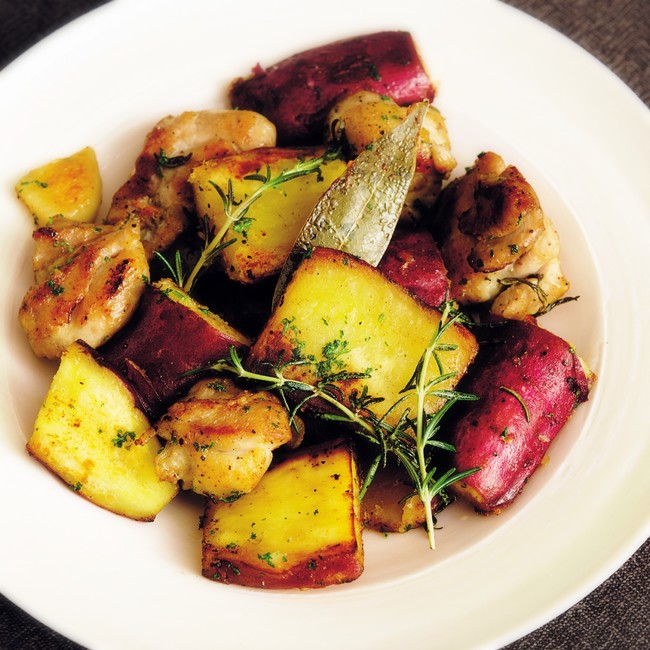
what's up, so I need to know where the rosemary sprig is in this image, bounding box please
[206,348,378,441]
[154,249,186,287]
[200,301,479,550]
[497,274,546,303]
[534,295,580,317]
[395,301,479,548]
[497,274,580,317]
[181,147,341,293]
[154,149,192,178]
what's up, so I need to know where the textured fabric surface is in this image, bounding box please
[0,1,648,648]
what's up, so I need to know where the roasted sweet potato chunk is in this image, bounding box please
[449,319,594,513]
[99,279,250,420]
[362,463,433,533]
[189,147,347,283]
[16,146,102,227]
[202,438,363,589]
[378,226,450,307]
[27,341,177,520]
[248,247,477,426]
[229,31,434,145]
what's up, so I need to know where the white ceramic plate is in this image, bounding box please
[1,1,649,648]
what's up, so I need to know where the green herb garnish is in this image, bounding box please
[197,302,479,550]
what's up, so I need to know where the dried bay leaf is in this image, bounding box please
[272,102,428,307]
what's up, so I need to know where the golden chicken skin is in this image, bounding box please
[150,379,296,501]
[19,215,148,360]
[327,91,456,222]
[430,151,569,319]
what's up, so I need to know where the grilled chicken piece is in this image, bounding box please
[431,151,569,318]
[104,110,277,258]
[150,379,295,500]
[490,219,569,318]
[327,91,456,221]
[19,215,148,360]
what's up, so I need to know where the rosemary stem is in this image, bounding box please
[212,357,377,437]
[414,302,454,550]
[183,219,232,292]
[415,341,437,549]
[209,360,285,389]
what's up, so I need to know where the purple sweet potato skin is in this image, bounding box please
[449,319,591,513]
[99,284,248,421]
[378,227,450,308]
[229,31,434,145]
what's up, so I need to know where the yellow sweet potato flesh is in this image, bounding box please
[361,464,426,533]
[248,247,478,425]
[27,341,177,520]
[189,148,347,283]
[16,146,102,226]
[202,438,363,589]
